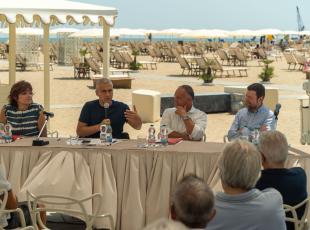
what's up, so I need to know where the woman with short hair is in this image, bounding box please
[0,80,46,137]
[208,140,286,230]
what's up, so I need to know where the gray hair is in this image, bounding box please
[143,218,188,230]
[95,78,113,88]
[258,131,288,164]
[171,175,214,228]
[219,140,261,190]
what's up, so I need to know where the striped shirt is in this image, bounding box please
[4,103,43,136]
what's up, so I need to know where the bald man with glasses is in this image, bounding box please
[76,78,142,139]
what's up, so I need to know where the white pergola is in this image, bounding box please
[0,0,118,112]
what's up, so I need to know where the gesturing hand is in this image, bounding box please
[124,105,142,129]
[175,105,187,118]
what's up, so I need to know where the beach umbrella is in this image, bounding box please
[255,29,283,36]
[0,27,43,35]
[112,28,145,36]
[229,29,258,37]
[0,0,118,123]
[153,28,193,36]
[50,28,80,34]
[180,29,228,38]
[69,28,120,38]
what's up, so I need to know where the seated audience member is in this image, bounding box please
[170,175,215,229]
[76,78,142,139]
[143,218,188,230]
[0,165,46,229]
[0,80,46,137]
[256,130,308,230]
[227,83,275,140]
[161,85,207,141]
[208,140,286,230]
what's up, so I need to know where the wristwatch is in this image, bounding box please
[182,115,191,121]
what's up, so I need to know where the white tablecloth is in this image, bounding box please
[0,138,308,229]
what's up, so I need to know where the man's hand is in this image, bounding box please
[124,105,142,130]
[175,105,187,118]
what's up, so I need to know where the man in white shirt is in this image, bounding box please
[161,85,207,141]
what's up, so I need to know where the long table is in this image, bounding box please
[0,138,309,230]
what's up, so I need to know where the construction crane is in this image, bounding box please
[297,6,305,31]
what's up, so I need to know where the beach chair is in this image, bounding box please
[175,55,198,75]
[235,49,248,66]
[85,57,101,75]
[16,54,27,71]
[216,49,232,65]
[294,53,307,70]
[209,58,248,78]
[283,52,298,70]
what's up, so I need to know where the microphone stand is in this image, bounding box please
[32,114,51,146]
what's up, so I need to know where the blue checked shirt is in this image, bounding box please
[227,105,275,140]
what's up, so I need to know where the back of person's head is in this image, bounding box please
[247,83,265,99]
[8,80,33,107]
[219,140,261,190]
[171,174,215,228]
[258,130,288,164]
[179,85,194,100]
[143,218,188,230]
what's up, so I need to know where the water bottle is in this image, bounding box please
[160,125,168,146]
[148,125,156,145]
[251,128,260,145]
[4,124,12,143]
[105,120,113,144]
[100,124,107,142]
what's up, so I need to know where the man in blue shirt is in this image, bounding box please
[76,78,142,139]
[227,83,275,140]
[256,131,307,230]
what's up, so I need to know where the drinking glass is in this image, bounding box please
[137,135,147,148]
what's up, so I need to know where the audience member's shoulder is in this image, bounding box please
[289,167,307,175]
[259,188,283,202]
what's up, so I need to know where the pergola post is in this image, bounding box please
[8,23,16,85]
[102,23,110,77]
[43,23,50,112]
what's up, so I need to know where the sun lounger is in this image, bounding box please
[91,74,134,89]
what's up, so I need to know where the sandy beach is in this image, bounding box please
[0,53,309,153]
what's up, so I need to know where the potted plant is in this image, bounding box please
[129,49,142,70]
[198,59,215,85]
[259,59,274,82]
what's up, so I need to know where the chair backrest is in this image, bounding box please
[27,191,114,230]
[284,197,309,230]
[195,57,207,70]
[283,52,297,64]
[0,188,27,228]
[85,57,101,74]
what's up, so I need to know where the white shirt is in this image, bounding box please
[0,165,12,227]
[160,106,207,141]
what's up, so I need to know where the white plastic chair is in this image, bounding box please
[0,189,29,229]
[27,191,114,230]
[284,197,309,230]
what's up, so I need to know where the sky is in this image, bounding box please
[77,0,310,30]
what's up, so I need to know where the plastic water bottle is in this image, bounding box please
[100,124,107,142]
[105,120,113,144]
[160,125,168,146]
[148,125,156,145]
[4,124,12,143]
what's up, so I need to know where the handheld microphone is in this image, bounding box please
[274,103,281,120]
[103,103,109,119]
[43,111,54,118]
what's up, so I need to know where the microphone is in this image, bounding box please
[103,103,109,119]
[32,111,54,146]
[43,111,54,118]
[274,103,281,120]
